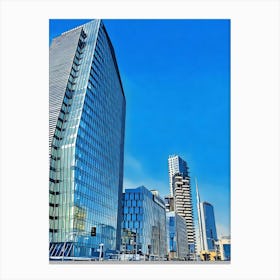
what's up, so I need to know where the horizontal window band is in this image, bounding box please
[49,190,60,195]
[49,216,59,220]
[49,203,59,207]
[50,155,61,161]
[49,178,60,184]
[53,135,62,141]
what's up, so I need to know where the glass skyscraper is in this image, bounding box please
[199,202,218,251]
[49,19,126,259]
[122,186,167,259]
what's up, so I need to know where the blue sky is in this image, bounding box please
[50,19,230,237]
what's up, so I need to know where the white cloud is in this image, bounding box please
[124,154,143,173]
[216,223,230,239]
[123,154,169,196]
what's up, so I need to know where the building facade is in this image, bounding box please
[166,211,188,260]
[49,19,126,259]
[168,155,189,196]
[122,186,167,258]
[173,173,196,258]
[164,195,175,212]
[219,236,231,261]
[199,201,218,252]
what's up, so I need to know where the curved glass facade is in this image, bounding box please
[49,20,125,259]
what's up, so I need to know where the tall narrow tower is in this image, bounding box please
[200,202,218,251]
[196,179,218,252]
[196,178,205,251]
[172,172,196,259]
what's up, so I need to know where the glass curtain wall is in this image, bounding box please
[122,186,167,258]
[49,19,125,259]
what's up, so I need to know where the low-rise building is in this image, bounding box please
[166,211,188,260]
[219,236,231,261]
[122,186,167,259]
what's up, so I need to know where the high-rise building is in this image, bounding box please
[166,211,188,260]
[172,173,196,258]
[196,180,220,260]
[122,186,167,259]
[196,179,205,252]
[168,155,189,196]
[49,19,126,259]
[199,201,218,252]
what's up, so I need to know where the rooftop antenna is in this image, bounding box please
[196,177,205,252]
[195,177,200,205]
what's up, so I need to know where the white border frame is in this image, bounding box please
[0,0,279,279]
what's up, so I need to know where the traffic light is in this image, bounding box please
[91,226,96,236]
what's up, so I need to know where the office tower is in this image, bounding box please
[49,19,126,259]
[166,211,188,260]
[199,201,218,252]
[173,173,196,258]
[168,155,189,196]
[122,186,167,259]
